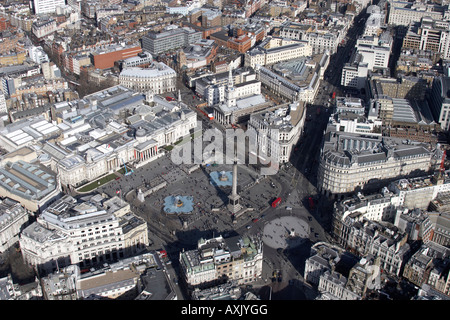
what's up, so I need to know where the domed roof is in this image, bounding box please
[136,128,146,137]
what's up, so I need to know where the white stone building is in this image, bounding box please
[119,62,177,94]
[31,18,57,39]
[247,101,306,163]
[364,5,386,37]
[278,22,345,54]
[19,194,148,273]
[179,235,263,287]
[212,69,271,126]
[0,89,6,114]
[32,0,66,15]
[388,1,445,26]
[318,132,432,197]
[329,111,383,136]
[341,34,391,89]
[304,242,343,286]
[244,38,312,69]
[0,198,29,252]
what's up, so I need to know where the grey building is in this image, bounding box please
[0,160,61,213]
[0,198,30,252]
[339,215,411,276]
[142,27,202,56]
[317,130,433,197]
[429,76,450,131]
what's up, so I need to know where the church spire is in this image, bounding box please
[228,67,234,89]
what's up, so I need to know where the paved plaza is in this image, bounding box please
[262,216,309,249]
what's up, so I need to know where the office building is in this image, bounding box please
[264,53,328,103]
[403,242,450,296]
[0,198,30,252]
[332,172,450,247]
[328,111,383,137]
[119,52,153,70]
[427,211,450,248]
[317,131,433,197]
[180,40,218,70]
[368,76,428,101]
[341,38,391,89]
[179,235,263,287]
[119,63,177,94]
[388,1,445,27]
[341,33,392,89]
[0,159,61,213]
[317,255,381,300]
[278,22,343,54]
[341,58,369,90]
[256,65,302,102]
[364,5,386,37]
[247,101,306,163]
[395,208,434,243]
[337,214,410,276]
[194,67,257,106]
[91,44,142,70]
[32,0,66,15]
[0,89,6,114]
[244,37,312,69]
[142,27,202,57]
[19,194,149,273]
[40,251,173,300]
[335,97,365,115]
[429,76,450,131]
[305,242,381,299]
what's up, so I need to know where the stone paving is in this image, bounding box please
[262,216,309,249]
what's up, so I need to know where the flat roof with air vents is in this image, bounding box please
[0,160,57,201]
[0,117,60,151]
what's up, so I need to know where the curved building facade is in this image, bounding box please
[318,133,432,197]
[119,62,177,94]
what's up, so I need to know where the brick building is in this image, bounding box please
[0,16,10,32]
[90,44,142,69]
[228,34,252,53]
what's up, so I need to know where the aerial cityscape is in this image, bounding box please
[0,0,449,304]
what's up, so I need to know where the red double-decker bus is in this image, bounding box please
[272,197,282,208]
[308,197,315,210]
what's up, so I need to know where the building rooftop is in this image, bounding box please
[322,130,432,168]
[0,117,61,151]
[250,101,305,132]
[272,56,319,89]
[0,160,58,201]
[137,267,175,300]
[217,94,267,114]
[0,197,27,228]
[119,63,176,80]
[181,234,262,273]
[389,174,449,192]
